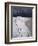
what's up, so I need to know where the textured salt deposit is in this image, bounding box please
[11,16,32,38]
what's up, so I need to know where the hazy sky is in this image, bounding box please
[11,6,33,17]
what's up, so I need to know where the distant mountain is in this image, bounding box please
[11,6,33,17]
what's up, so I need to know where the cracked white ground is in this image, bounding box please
[11,16,32,38]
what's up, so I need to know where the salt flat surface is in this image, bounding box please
[11,16,32,38]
